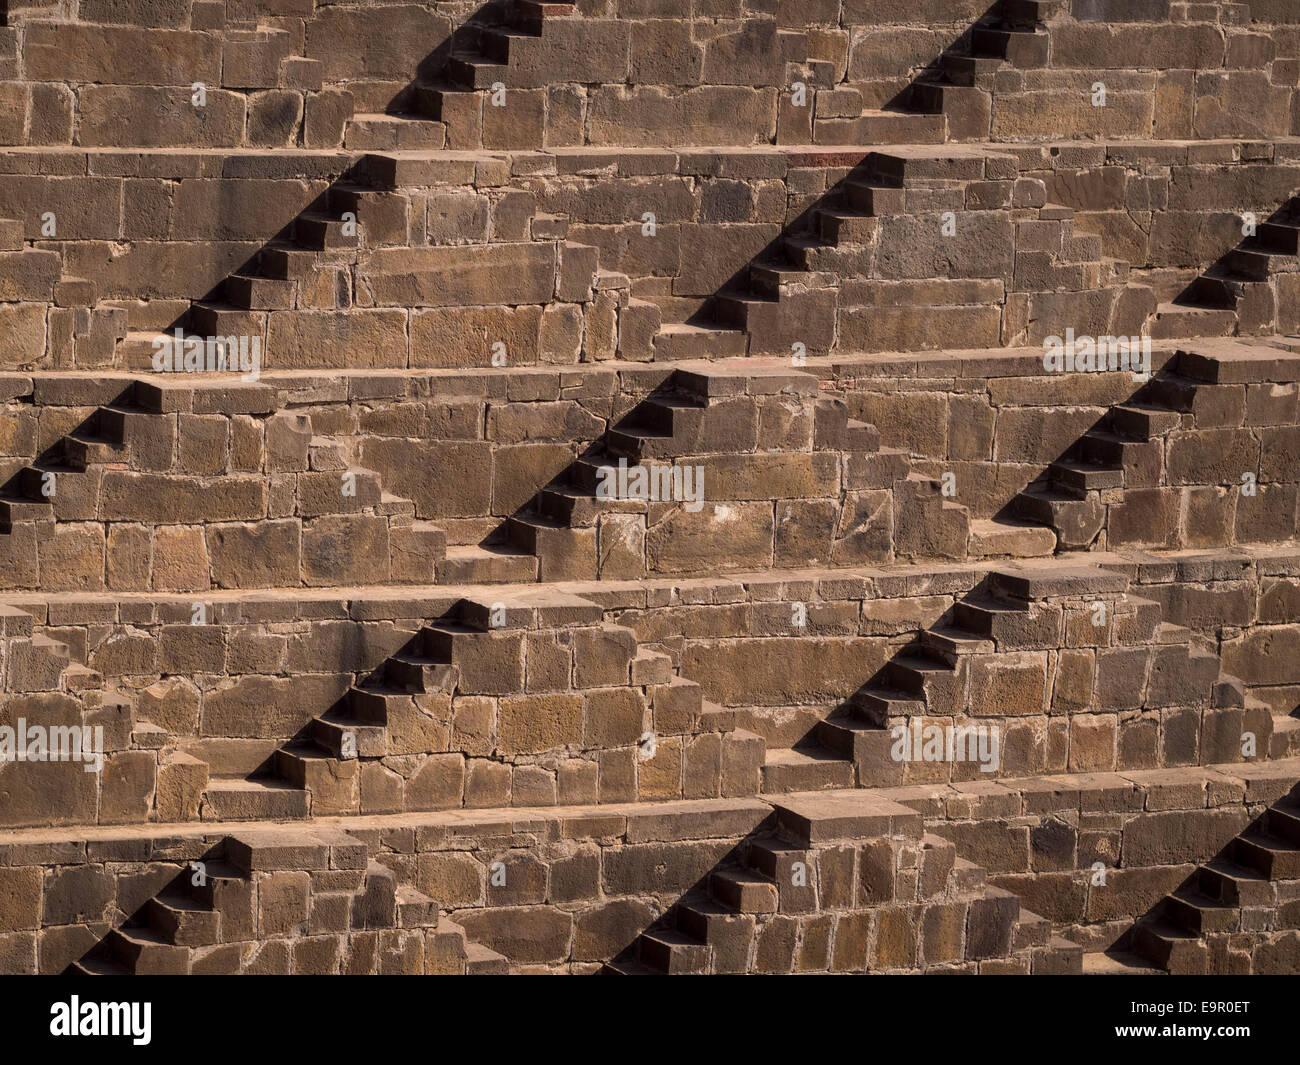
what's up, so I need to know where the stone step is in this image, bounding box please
[782,234,874,274]
[1225,245,1296,283]
[842,180,907,216]
[1265,799,1300,846]
[673,889,754,967]
[652,322,747,361]
[294,212,359,252]
[187,300,265,337]
[1010,485,1103,549]
[1187,269,1250,310]
[274,741,365,790]
[1233,830,1300,879]
[69,956,134,976]
[1130,918,1205,975]
[710,867,778,914]
[224,273,295,311]
[773,789,920,846]
[0,494,52,525]
[1013,907,1050,948]
[344,686,411,725]
[1271,716,1300,758]
[713,290,780,331]
[438,544,539,584]
[637,928,711,974]
[202,777,310,821]
[513,0,579,34]
[972,26,1050,66]
[1257,219,1300,255]
[345,112,448,150]
[447,53,512,90]
[919,625,996,664]
[1047,458,1124,498]
[505,515,597,581]
[604,424,679,460]
[815,207,879,244]
[883,652,960,701]
[108,926,189,975]
[63,431,124,468]
[967,518,1056,558]
[384,652,459,692]
[1197,858,1272,907]
[938,52,1004,86]
[1034,934,1084,975]
[1001,0,1066,25]
[814,710,880,760]
[1162,887,1238,935]
[1150,302,1237,339]
[465,942,511,974]
[147,892,222,947]
[854,686,926,725]
[1108,403,1183,441]
[759,746,855,794]
[633,393,705,437]
[187,860,247,909]
[256,241,319,281]
[1078,428,1150,468]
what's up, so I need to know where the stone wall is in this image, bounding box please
[3,1,1300,149]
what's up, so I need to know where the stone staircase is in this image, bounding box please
[486,360,1059,582]
[498,361,969,579]
[740,564,1300,795]
[631,143,1156,360]
[1158,197,1300,340]
[0,383,445,590]
[200,590,745,820]
[69,828,505,975]
[605,789,1081,974]
[346,1,581,152]
[1120,787,1300,974]
[900,0,1061,141]
[1008,340,1300,552]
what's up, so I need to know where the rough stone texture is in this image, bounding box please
[0,0,1298,982]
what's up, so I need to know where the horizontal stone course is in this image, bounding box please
[0,0,1298,979]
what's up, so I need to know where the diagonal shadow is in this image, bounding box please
[883,3,1003,112]
[244,606,466,785]
[0,386,135,533]
[1173,196,1300,310]
[145,3,503,353]
[988,369,1171,528]
[68,842,226,974]
[1107,783,1300,967]
[673,2,1019,341]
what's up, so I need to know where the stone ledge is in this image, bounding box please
[877,757,1300,820]
[0,793,775,856]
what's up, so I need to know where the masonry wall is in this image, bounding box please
[829,347,1300,551]
[3,142,1298,375]
[3,547,1292,822]
[3,1,1300,149]
[902,758,1300,968]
